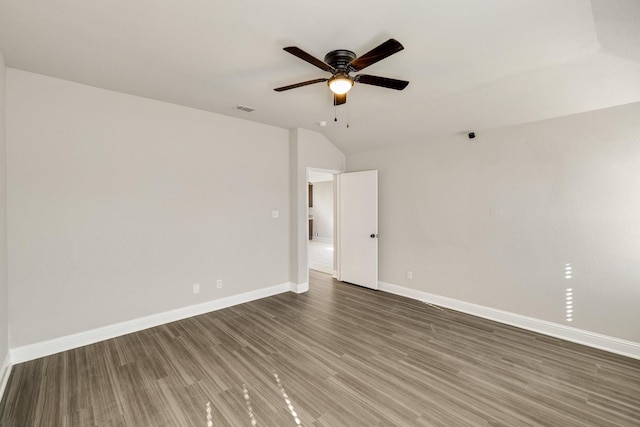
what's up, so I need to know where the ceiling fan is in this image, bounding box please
[274,38,409,106]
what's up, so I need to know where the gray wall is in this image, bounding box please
[0,53,9,371]
[5,62,637,356]
[347,102,640,343]
[6,70,291,347]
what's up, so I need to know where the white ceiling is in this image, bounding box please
[1,0,639,154]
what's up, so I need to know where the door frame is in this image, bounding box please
[306,167,341,285]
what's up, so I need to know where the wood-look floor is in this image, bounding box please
[1,271,639,426]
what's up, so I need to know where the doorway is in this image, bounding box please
[307,170,336,276]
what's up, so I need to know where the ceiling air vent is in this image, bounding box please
[235,104,256,113]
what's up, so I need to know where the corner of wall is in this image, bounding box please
[289,130,300,283]
[0,50,10,403]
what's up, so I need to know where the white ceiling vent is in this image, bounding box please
[235,104,256,113]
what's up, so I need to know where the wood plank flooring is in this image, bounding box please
[1,270,639,426]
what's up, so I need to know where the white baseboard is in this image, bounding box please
[0,352,11,404]
[379,281,640,360]
[10,282,294,364]
[291,282,309,293]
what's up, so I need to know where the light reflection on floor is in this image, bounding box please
[273,371,302,426]
[208,373,302,426]
[206,401,213,427]
[242,383,258,426]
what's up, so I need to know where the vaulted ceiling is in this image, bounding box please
[1,0,639,154]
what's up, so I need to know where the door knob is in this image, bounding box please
[370,234,377,238]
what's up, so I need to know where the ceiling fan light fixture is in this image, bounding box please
[328,75,353,95]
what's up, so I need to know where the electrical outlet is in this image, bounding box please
[407,271,413,280]
[193,283,200,294]
[217,279,223,289]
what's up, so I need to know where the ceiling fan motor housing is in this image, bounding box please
[324,49,357,72]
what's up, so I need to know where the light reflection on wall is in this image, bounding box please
[565,263,573,322]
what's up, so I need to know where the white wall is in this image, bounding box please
[6,70,291,347]
[0,52,9,389]
[311,181,333,240]
[289,129,345,286]
[347,102,640,343]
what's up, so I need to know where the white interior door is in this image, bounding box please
[337,170,378,289]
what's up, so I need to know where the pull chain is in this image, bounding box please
[332,94,351,127]
[346,102,349,128]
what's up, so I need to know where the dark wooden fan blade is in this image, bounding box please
[349,39,404,72]
[274,78,328,92]
[283,47,336,73]
[355,74,409,90]
[334,93,347,106]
